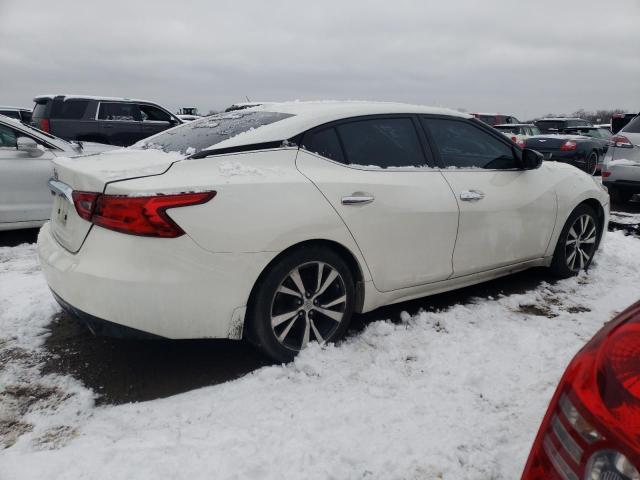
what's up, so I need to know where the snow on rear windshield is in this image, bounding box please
[135,111,294,154]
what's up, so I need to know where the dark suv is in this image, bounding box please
[534,117,591,133]
[31,95,182,146]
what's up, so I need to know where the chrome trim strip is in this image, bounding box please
[48,178,73,203]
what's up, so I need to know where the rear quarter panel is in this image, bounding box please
[104,148,372,280]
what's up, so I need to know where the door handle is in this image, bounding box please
[341,194,374,205]
[459,190,485,201]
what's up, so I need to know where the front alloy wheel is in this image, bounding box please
[564,214,598,272]
[247,246,355,362]
[550,204,601,278]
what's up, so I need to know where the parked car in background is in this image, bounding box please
[0,114,115,231]
[225,102,270,112]
[560,126,613,172]
[611,112,639,134]
[526,134,604,175]
[470,112,520,126]
[30,94,182,146]
[0,106,32,123]
[521,300,640,480]
[535,117,592,133]
[602,114,640,203]
[494,123,541,147]
[38,101,608,362]
[594,123,611,132]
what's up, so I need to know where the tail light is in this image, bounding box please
[518,139,526,148]
[602,171,611,178]
[522,301,640,480]
[39,118,50,133]
[71,191,215,237]
[561,140,578,151]
[612,135,634,148]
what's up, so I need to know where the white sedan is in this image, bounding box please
[38,102,609,361]
[0,114,115,231]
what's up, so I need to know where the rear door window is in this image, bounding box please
[301,127,345,163]
[98,102,141,121]
[422,117,518,169]
[51,100,89,119]
[138,104,171,122]
[336,117,425,168]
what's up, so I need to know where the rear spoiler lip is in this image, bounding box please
[188,140,299,159]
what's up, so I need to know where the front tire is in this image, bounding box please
[550,204,601,278]
[247,246,355,362]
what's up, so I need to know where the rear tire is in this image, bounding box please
[549,204,601,278]
[583,151,598,176]
[247,246,355,363]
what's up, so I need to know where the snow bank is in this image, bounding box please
[1,231,640,479]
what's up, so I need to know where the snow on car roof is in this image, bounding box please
[33,94,154,103]
[204,101,469,151]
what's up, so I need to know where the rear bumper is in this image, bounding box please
[603,179,640,191]
[38,222,277,339]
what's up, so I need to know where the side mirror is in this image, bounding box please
[16,136,44,157]
[522,148,543,170]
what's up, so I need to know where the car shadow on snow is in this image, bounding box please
[42,267,554,406]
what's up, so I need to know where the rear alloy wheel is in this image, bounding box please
[550,205,600,278]
[583,151,598,176]
[248,247,355,362]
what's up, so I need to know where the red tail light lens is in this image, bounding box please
[612,135,634,148]
[518,139,526,148]
[72,192,99,220]
[602,171,611,178]
[72,191,215,237]
[39,119,50,133]
[522,301,640,480]
[561,140,578,151]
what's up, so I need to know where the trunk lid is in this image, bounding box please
[526,135,584,151]
[49,148,186,252]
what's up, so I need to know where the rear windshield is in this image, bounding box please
[0,110,21,120]
[495,125,518,133]
[622,116,640,134]
[536,121,565,132]
[477,115,497,125]
[32,100,49,120]
[137,110,294,154]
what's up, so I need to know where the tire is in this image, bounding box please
[247,246,355,362]
[609,187,633,204]
[583,151,598,176]
[550,204,601,278]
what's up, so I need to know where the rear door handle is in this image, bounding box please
[459,190,485,202]
[341,194,374,205]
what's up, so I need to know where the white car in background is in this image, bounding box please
[177,114,203,122]
[38,102,609,362]
[602,114,640,202]
[0,114,115,231]
[494,123,541,148]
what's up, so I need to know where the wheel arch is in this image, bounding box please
[244,239,367,340]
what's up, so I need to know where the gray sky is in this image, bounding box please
[1,0,639,119]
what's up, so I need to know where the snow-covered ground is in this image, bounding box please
[1,230,640,479]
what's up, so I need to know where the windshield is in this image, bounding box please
[536,121,565,132]
[135,110,294,154]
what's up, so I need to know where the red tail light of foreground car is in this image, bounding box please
[522,300,640,480]
[71,191,216,238]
